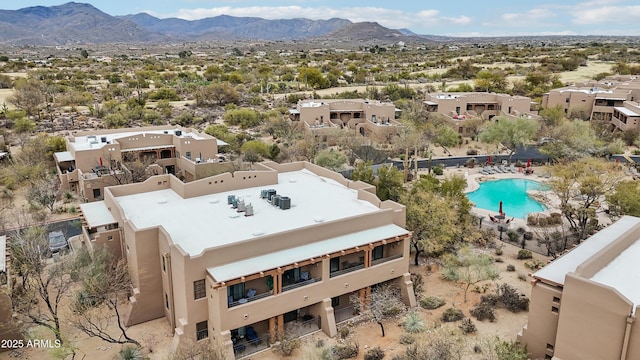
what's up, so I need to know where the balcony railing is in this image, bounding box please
[228,291,273,308]
[282,277,321,292]
[330,264,364,278]
[371,254,402,266]
[234,334,270,359]
[335,305,358,324]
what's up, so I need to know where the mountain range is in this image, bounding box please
[0,2,422,45]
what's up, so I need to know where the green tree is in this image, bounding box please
[606,180,640,217]
[314,149,347,171]
[375,165,404,201]
[350,284,405,337]
[297,67,328,89]
[546,158,623,241]
[473,69,508,93]
[9,77,46,116]
[442,247,500,303]
[479,116,539,161]
[240,140,270,165]
[350,161,375,185]
[541,119,601,160]
[195,82,240,107]
[13,117,36,133]
[435,125,460,155]
[224,108,262,129]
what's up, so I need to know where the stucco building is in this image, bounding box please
[541,75,640,132]
[288,99,402,142]
[423,92,537,136]
[54,125,228,202]
[78,161,415,358]
[518,216,640,360]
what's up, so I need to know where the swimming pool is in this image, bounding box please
[467,179,547,219]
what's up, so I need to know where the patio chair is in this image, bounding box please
[246,326,262,346]
[510,164,516,173]
[500,164,508,173]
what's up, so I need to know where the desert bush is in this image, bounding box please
[494,247,503,256]
[402,311,425,333]
[329,342,359,360]
[507,231,519,243]
[518,272,528,281]
[442,308,464,322]
[273,338,301,356]
[420,296,445,310]
[524,259,545,270]
[459,318,477,333]
[480,294,498,306]
[517,249,532,259]
[506,264,516,272]
[339,326,350,339]
[364,347,385,360]
[496,283,529,312]
[494,257,504,263]
[119,346,144,360]
[526,215,538,226]
[432,166,444,175]
[399,334,415,345]
[467,149,478,155]
[470,303,496,321]
[411,273,424,294]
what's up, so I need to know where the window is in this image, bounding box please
[330,257,340,273]
[546,343,554,351]
[228,283,245,303]
[552,296,560,304]
[92,188,101,199]
[551,306,559,314]
[162,256,166,272]
[283,268,301,286]
[373,246,384,261]
[186,151,191,160]
[196,321,208,340]
[165,293,169,309]
[194,279,206,300]
[331,296,339,307]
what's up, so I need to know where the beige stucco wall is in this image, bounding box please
[519,281,563,360]
[553,274,634,360]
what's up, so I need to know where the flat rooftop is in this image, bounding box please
[69,128,207,151]
[114,169,382,255]
[590,238,640,312]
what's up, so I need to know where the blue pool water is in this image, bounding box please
[467,179,547,219]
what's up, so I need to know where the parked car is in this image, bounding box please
[48,230,68,255]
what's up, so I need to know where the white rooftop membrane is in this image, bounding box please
[590,239,640,312]
[69,128,206,151]
[79,201,117,228]
[208,224,409,282]
[114,169,382,255]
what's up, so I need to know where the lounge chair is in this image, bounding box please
[510,164,516,173]
[485,166,495,174]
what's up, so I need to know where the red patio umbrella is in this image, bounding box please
[499,200,503,215]
[526,159,531,168]
[487,155,491,164]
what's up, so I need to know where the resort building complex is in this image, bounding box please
[423,92,537,136]
[288,99,402,142]
[519,216,640,360]
[78,160,416,358]
[542,75,640,132]
[54,125,228,202]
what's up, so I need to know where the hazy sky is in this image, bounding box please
[3,0,640,37]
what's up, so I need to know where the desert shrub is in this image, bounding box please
[467,149,478,155]
[118,346,144,360]
[506,264,516,272]
[402,311,425,333]
[442,308,464,322]
[329,342,359,360]
[480,294,498,306]
[411,273,424,294]
[494,257,504,263]
[526,215,538,226]
[470,303,496,321]
[524,259,545,270]
[496,283,529,312]
[420,296,445,310]
[364,347,385,360]
[517,249,532,259]
[432,166,444,175]
[399,334,415,345]
[518,272,528,281]
[273,338,301,356]
[523,231,534,240]
[495,340,528,360]
[339,326,350,339]
[458,318,477,333]
[537,217,548,226]
[507,231,519,243]
[495,247,503,256]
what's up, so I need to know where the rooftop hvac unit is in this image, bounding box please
[267,189,277,201]
[163,131,168,134]
[101,136,107,143]
[175,130,182,136]
[260,189,269,198]
[279,196,291,210]
[227,195,236,205]
[271,195,281,207]
[244,204,254,217]
[237,200,246,212]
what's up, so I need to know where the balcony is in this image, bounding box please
[330,263,364,278]
[282,277,321,292]
[371,254,402,266]
[228,290,273,308]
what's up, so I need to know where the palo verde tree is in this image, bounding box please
[442,246,500,303]
[478,116,540,161]
[544,158,623,241]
